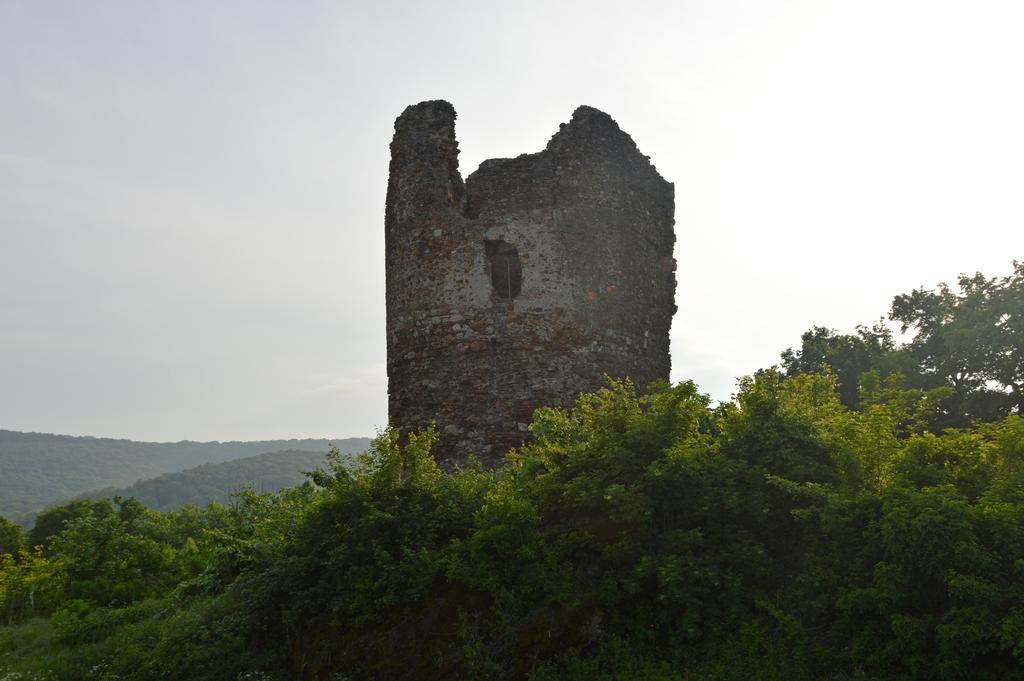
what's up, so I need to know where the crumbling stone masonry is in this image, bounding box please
[385,100,676,467]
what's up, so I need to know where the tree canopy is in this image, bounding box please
[783,261,1024,428]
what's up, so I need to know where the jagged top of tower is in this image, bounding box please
[391,100,668,186]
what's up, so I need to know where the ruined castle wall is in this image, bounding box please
[385,100,676,467]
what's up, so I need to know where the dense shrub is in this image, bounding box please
[5,371,1023,679]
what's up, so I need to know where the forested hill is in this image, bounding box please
[0,430,371,520]
[81,450,336,512]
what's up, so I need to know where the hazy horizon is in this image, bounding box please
[0,427,367,445]
[2,0,1022,441]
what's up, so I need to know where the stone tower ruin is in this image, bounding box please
[385,100,676,466]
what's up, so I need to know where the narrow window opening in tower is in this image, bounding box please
[483,239,522,299]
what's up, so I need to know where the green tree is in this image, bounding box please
[47,499,181,606]
[781,322,899,408]
[0,516,24,557]
[28,498,114,554]
[891,262,1024,424]
[0,547,63,624]
[783,262,1024,429]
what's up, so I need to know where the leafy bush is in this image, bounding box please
[3,376,1024,679]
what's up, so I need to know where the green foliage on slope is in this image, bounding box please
[80,450,338,513]
[0,431,370,520]
[2,265,1022,679]
[2,374,1023,680]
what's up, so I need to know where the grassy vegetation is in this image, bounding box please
[2,373,1023,679]
[2,265,1022,679]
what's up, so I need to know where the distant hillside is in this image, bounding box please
[0,430,371,520]
[81,449,337,512]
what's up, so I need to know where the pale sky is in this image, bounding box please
[1,0,1022,441]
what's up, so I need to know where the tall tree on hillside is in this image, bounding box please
[784,262,1023,428]
[891,261,1024,423]
[780,322,901,408]
[0,516,24,556]
[990,262,1024,412]
[28,499,114,554]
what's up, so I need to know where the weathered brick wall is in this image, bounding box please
[385,100,676,467]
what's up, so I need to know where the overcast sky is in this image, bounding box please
[1,0,1022,442]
